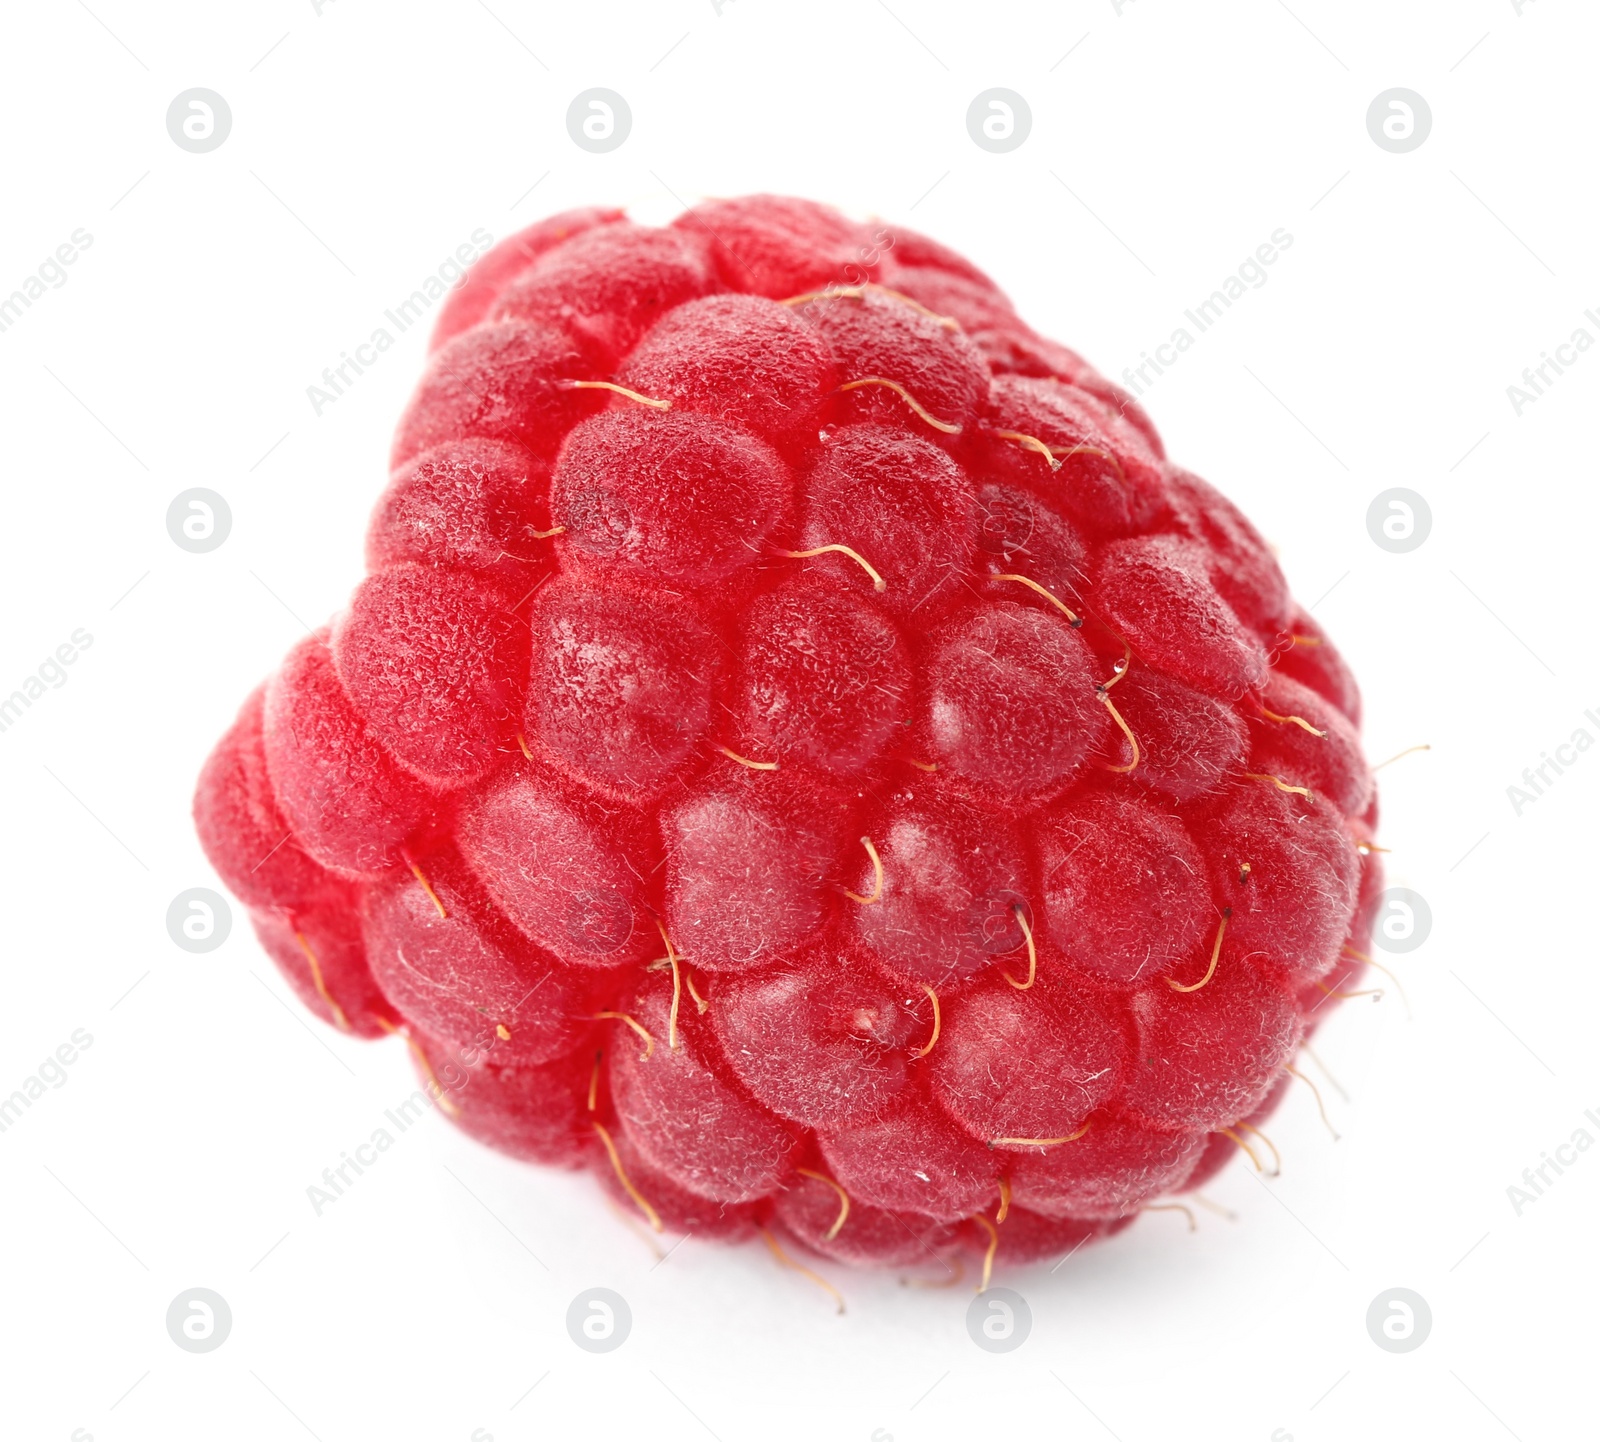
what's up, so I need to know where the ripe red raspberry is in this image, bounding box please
[194,195,1379,1279]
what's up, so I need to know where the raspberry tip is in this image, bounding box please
[760,1227,845,1314]
[777,543,886,592]
[595,1011,654,1061]
[843,835,884,906]
[1167,908,1232,994]
[1238,1121,1281,1177]
[563,379,672,410]
[1284,1063,1342,1141]
[1220,1127,1264,1172]
[972,1214,999,1293]
[594,1121,664,1233]
[911,985,941,1059]
[292,929,352,1032]
[1142,1201,1198,1232]
[838,376,961,434]
[1002,904,1037,991]
[717,744,779,771]
[1259,706,1328,737]
[795,1167,852,1242]
[990,571,1082,625]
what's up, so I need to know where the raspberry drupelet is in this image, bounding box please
[194,195,1379,1280]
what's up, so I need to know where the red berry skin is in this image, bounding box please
[1096,665,1246,801]
[196,196,1379,1272]
[663,771,855,972]
[733,578,912,775]
[923,600,1110,803]
[709,951,917,1130]
[619,293,837,445]
[850,787,1029,989]
[930,977,1129,1143]
[1247,673,1372,819]
[1037,791,1210,988]
[392,321,600,470]
[553,409,792,588]
[252,893,396,1038]
[1168,468,1292,637]
[261,633,435,878]
[1008,1112,1207,1220]
[878,260,1014,333]
[193,687,333,913]
[609,977,798,1205]
[430,208,625,352]
[1271,610,1363,726]
[1181,1071,1293,1194]
[596,1122,762,1239]
[457,772,657,969]
[1203,780,1360,984]
[673,194,874,297]
[524,575,721,802]
[492,223,716,362]
[1298,948,1372,1036]
[362,851,599,1067]
[333,564,529,787]
[1121,958,1302,1131]
[1093,535,1269,698]
[983,375,1167,539]
[818,1092,999,1223]
[877,222,1003,290]
[797,288,988,435]
[799,424,976,621]
[974,480,1088,607]
[775,1168,960,1269]
[365,439,554,577]
[410,1031,596,1168]
[979,1209,1131,1266]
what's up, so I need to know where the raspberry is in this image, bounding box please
[194,194,1378,1281]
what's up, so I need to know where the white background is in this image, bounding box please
[1,2,1594,1439]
